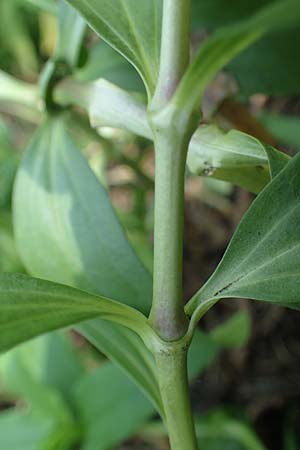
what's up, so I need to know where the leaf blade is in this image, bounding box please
[66,0,162,95]
[174,0,300,116]
[12,117,160,411]
[187,152,300,318]
[0,272,151,354]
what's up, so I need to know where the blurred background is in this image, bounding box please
[0,1,300,449]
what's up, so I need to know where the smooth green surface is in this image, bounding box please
[73,362,154,450]
[186,152,300,319]
[191,0,271,28]
[155,348,198,450]
[195,411,267,450]
[0,411,72,450]
[12,117,161,411]
[0,214,24,273]
[152,0,191,108]
[0,339,78,450]
[209,310,251,349]
[150,132,189,340]
[76,41,144,91]
[13,118,152,311]
[174,0,300,117]
[187,125,289,193]
[23,0,58,14]
[0,272,150,353]
[66,0,162,95]
[259,113,300,148]
[228,29,300,96]
[54,77,289,194]
[0,0,37,75]
[55,0,86,68]
[191,0,300,96]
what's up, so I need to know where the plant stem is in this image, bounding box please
[154,343,198,450]
[149,0,193,341]
[150,130,189,340]
[148,2,199,448]
[152,0,191,108]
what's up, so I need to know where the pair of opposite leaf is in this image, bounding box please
[2,0,300,415]
[3,117,300,348]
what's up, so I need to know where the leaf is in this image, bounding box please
[0,214,24,273]
[191,0,271,29]
[195,410,267,450]
[76,320,163,414]
[0,410,70,450]
[12,118,159,412]
[186,152,300,320]
[174,0,300,116]
[0,272,150,354]
[13,118,152,311]
[0,0,38,75]
[141,409,266,450]
[4,332,85,406]
[55,0,86,68]
[73,361,154,450]
[74,310,251,450]
[209,311,251,349]
[58,78,290,194]
[76,41,145,92]
[263,144,290,178]
[187,125,289,193]
[0,338,79,450]
[22,0,58,15]
[259,113,300,148]
[227,29,300,97]
[65,0,162,95]
[0,146,18,210]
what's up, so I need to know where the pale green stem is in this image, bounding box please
[152,0,191,108]
[149,1,198,448]
[150,131,189,341]
[154,344,198,450]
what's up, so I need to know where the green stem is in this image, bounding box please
[154,343,198,450]
[150,130,189,340]
[152,0,191,109]
[149,0,193,341]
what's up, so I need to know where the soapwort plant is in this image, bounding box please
[1,1,300,449]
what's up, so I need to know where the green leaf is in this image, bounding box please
[4,332,85,406]
[0,0,38,75]
[174,0,300,116]
[76,41,145,92]
[186,152,300,320]
[228,29,300,97]
[65,0,162,95]
[142,409,266,450]
[0,272,150,354]
[187,125,289,193]
[74,312,251,450]
[259,113,300,148]
[55,0,86,68]
[22,0,58,15]
[263,144,290,178]
[209,311,251,349]
[0,410,71,450]
[0,214,24,273]
[191,0,271,29]
[13,118,152,311]
[73,361,154,450]
[0,337,79,450]
[12,118,159,412]
[195,410,267,450]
